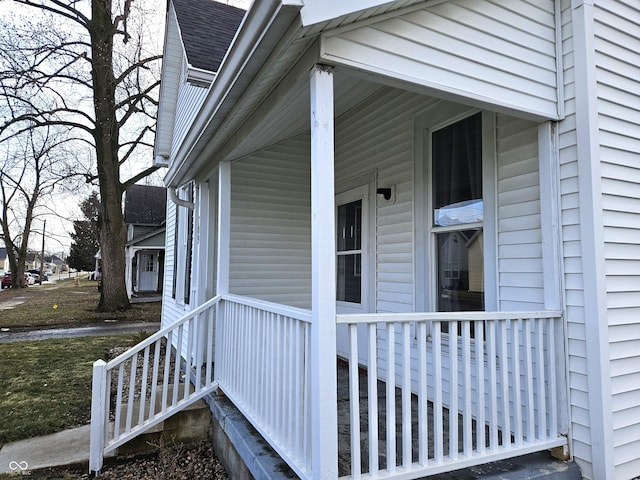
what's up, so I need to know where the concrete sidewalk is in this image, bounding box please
[0,322,160,343]
[0,425,114,475]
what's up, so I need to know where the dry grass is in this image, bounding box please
[0,276,161,331]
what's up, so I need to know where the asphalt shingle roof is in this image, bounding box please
[124,185,167,226]
[173,0,246,72]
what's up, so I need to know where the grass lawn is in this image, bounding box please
[0,275,161,330]
[0,276,161,447]
[0,334,148,447]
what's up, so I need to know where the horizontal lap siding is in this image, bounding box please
[321,0,558,119]
[170,63,209,159]
[594,1,640,477]
[230,138,312,309]
[496,115,544,310]
[335,87,427,315]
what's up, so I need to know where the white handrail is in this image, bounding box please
[89,295,222,474]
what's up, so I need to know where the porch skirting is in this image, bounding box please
[204,363,581,480]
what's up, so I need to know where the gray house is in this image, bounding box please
[123,184,167,298]
[90,1,640,479]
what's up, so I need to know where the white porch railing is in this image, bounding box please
[336,311,566,479]
[215,293,313,478]
[89,295,221,474]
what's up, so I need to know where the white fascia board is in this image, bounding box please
[164,0,303,187]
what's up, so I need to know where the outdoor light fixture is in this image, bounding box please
[376,187,392,200]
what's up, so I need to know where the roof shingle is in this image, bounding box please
[172,0,246,72]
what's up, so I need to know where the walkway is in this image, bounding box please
[0,322,160,343]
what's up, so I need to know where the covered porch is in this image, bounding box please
[90,293,569,479]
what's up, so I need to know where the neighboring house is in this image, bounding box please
[90,1,640,480]
[123,184,167,298]
[45,255,66,273]
[0,247,7,274]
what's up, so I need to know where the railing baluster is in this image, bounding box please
[114,364,124,439]
[402,323,411,467]
[139,346,150,425]
[173,325,183,405]
[462,320,472,456]
[417,322,428,466]
[206,308,214,386]
[368,323,379,474]
[449,320,458,459]
[476,320,485,453]
[512,319,523,445]
[487,320,498,449]
[125,354,137,433]
[162,330,172,412]
[433,321,443,462]
[149,339,161,418]
[349,323,361,478]
[185,318,193,401]
[386,322,396,471]
[500,319,510,447]
[536,318,547,439]
[524,319,535,441]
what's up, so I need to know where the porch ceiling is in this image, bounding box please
[214,69,385,164]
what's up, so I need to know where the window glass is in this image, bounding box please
[436,229,484,312]
[432,113,484,313]
[337,200,362,303]
[432,112,482,226]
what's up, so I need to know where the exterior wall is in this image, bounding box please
[170,60,210,159]
[593,1,640,478]
[320,0,560,120]
[496,116,545,310]
[229,137,312,308]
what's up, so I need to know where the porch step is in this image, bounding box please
[113,385,211,457]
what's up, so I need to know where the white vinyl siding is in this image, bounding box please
[335,87,420,315]
[170,60,209,159]
[229,138,312,309]
[496,116,544,310]
[320,0,560,120]
[594,1,640,478]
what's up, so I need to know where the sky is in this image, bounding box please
[1,0,252,256]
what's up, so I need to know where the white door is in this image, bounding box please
[138,252,157,291]
[336,185,373,364]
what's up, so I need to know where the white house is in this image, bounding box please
[90,1,640,479]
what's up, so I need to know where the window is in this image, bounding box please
[431,113,484,312]
[171,183,194,304]
[337,199,362,303]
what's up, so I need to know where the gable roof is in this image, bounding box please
[173,0,245,72]
[124,185,167,226]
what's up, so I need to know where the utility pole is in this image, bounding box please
[40,220,46,285]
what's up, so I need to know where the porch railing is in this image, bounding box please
[336,310,566,479]
[215,293,313,478]
[89,295,221,474]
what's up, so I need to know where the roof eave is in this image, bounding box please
[164,0,304,187]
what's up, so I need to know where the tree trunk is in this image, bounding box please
[90,0,130,311]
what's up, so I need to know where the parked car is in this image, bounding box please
[1,272,30,288]
[27,269,47,282]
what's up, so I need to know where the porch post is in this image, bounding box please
[217,162,231,296]
[309,64,338,479]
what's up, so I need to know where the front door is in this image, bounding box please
[138,252,157,292]
[336,185,373,363]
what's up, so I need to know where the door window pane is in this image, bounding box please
[337,200,362,303]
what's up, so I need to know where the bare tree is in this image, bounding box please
[0,0,162,310]
[0,127,72,288]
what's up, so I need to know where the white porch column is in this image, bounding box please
[309,64,338,479]
[216,162,231,296]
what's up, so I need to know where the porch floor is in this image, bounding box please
[204,361,581,479]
